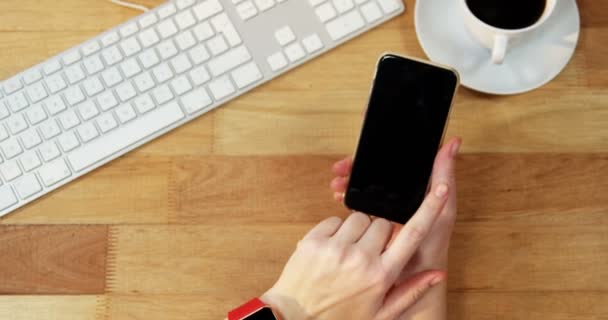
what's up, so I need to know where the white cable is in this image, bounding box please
[108,0,150,12]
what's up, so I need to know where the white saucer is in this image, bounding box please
[414,0,580,95]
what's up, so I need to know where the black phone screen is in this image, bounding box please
[344,55,458,224]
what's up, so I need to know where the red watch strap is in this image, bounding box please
[228,298,267,320]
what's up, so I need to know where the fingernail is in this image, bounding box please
[450,139,461,157]
[430,276,444,286]
[434,183,448,198]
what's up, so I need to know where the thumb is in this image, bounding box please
[376,270,445,320]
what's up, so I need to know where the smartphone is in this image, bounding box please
[344,54,459,224]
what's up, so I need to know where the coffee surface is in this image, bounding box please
[466,0,546,30]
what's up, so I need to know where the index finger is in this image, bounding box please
[381,182,449,277]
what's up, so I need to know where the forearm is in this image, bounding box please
[398,281,447,320]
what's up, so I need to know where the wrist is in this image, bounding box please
[261,289,311,320]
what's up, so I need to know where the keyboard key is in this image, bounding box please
[39,142,61,162]
[275,26,296,46]
[189,44,210,65]
[133,94,156,114]
[96,113,118,133]
[207,35,229,56]
[46,74,68,94]
[38,159,71,186]
[211,13,242,46]
[325,10,365,40]
[152,85,174,105]
[82,41,101,56]
[134,72,156,92]
[116,82,137,102]
[302,34,324,53]
[2,77,23,95]
[83,77,105,96]
[377,0,400,13]
[0,126,8,142]
[175,10,196,30]
[19,151,42,172]
[101,31,120,47]
[115,104,137,123]
[332,0,354,13]
[63,86,86,106]
[25,82,48,103]
[44,96,67,115]
[1,138,23,159]
[43,60,62,76]
[170,76,193,95]
[102,67,124,87]
[65,64,86,84]
[157,19,178,39]
[157,40,179,60]
[0,160,22,181]
[158,3,177,18]
[236,1,258,20]
[181,88,212,114]
[176,0,195,9]
[138,28,160,48]
[20,129,42,149]
[208,46,251,77]
[139,13,158,28]
[62,50,81,66]
[68,102,185,172]
[102,46,124,66]
[39,120,61,140]
[58,131,80,152]
[0,185,18,211]
[22,69,42,85]
[7,114,28,135]
[309,0,326,6]
[152,64,174,83]
[285,42,306,62]
[361,1,382,23]
[231,62,263,89]
[189,66,211,86]
[14,174,42,199]
[58,109,81,130]
[120,22,139,38]
[267,51,288,71]
[138,49,160,68]
[83,56,105,75]
[97,91,119,111]
[192,22,215,42]
[0,104,8,120]
[316,3,337,22]
[192,0,223,21]
[208,76,235,100]
[76,122,99,143]
[120,37,142,57]
[25,104,48,125]
[76,100,99,120]
[6,92,29,112]
[170,54,193,74]
[175,30,196,50]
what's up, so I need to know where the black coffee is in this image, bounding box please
[466,0,546,30]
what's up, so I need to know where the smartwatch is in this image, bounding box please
[228,298,282,320]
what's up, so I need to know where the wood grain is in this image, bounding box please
[0,296,101,320]
[0,0,606,319]
[0,226,107,294]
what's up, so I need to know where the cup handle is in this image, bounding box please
[492,34,508,64]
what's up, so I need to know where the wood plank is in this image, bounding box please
[101,291,608,320]
[169,156,342,224]
[0,296,102,320]
[447,291,608,320]
[108,223,608,295]
[1,157,172,224]
[0,226,107,294]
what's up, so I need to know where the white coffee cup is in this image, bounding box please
[460,0,557,64]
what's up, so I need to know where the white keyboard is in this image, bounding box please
[0,0,404,217]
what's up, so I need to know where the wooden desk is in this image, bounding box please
[0,0,606,319]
